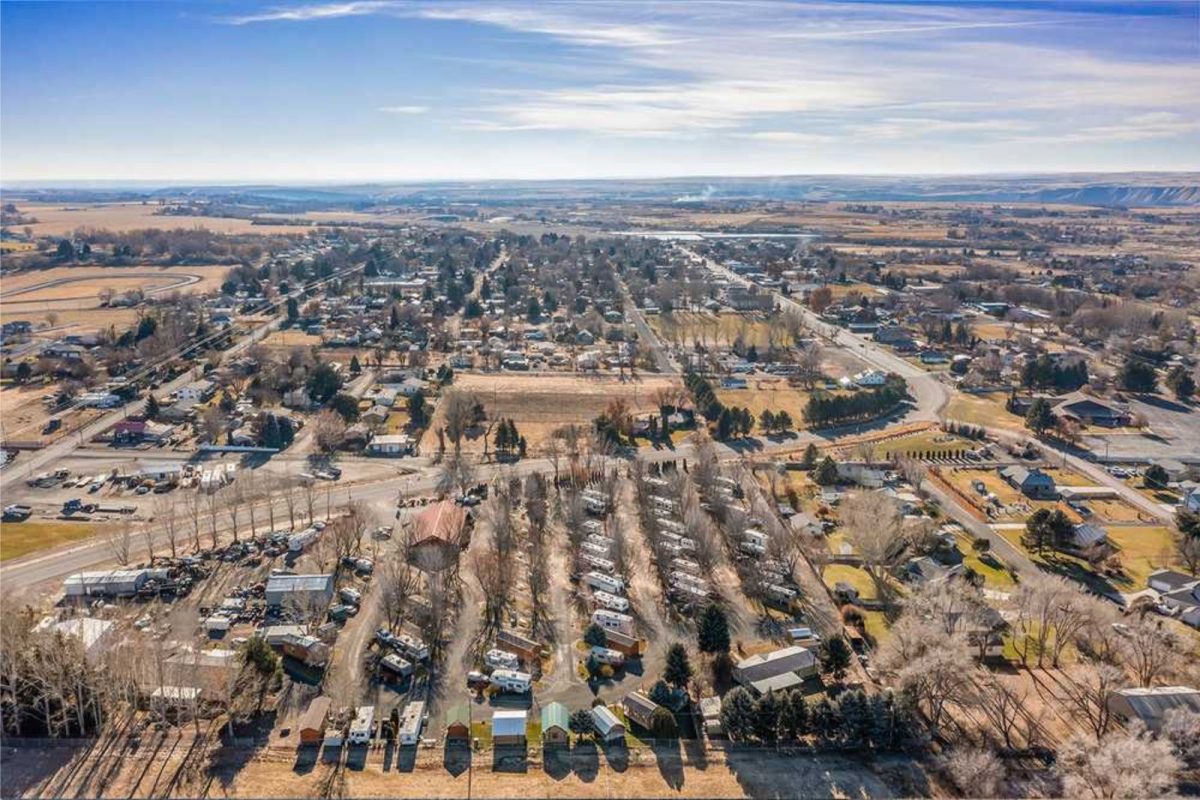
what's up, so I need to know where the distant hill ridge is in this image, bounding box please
[5,173,1198,208]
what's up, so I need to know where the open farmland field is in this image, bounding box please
[13,202,318,236]
[419,372,682,454]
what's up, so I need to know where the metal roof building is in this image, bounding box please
[264,574,334,607]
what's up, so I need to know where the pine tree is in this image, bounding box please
[719,686,755,741]
[663,643,693,690]
[760,409,776,433]
[779,690,810,740]
[583,623,607,648]
[144,393,160,420]
[801,443,819,468]
[813,456,839,486]
[753,690,782,743]
[836,689,870,749]
[811,697,839,747]
[697,603,730,654]
[648,679,673,706]
[820,637,853,683]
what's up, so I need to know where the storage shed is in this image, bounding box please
[591,705,626,743]
[541,702,569,746]
[492,708,527,747]
[299,696,332,745]
[445,704,471,743]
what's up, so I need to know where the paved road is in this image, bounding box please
[686,247,950,423]
[620,281,677,374]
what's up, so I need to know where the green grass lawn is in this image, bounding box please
[955,533,1017,589]
[822,563,878,600]
[997,525,1173,594]
[0,520,99,562]
[860,610,891,645]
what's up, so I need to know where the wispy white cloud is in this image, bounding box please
[377,105,429,114]
[218,0,1200,155]
[223,0,395,25]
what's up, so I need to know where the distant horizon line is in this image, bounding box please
[3,169,1200,191]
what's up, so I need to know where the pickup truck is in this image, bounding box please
[3,504,33,521]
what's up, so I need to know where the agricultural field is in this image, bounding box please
[419,372,682,455]
[13,202,313,236]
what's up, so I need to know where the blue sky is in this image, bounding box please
[2,0,1198,182]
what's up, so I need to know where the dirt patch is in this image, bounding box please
[420,373,682,454]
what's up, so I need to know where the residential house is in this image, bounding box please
[999,466,1057,499]
[366,433,414,457]
[1064,523,1110,558]
[1149,570,1200,628]
[733,646,818,695]
[1108,686,1200,733]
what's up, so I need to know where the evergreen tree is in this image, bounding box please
[1024,397,1055,435]
[779,690,810,740]
[583,623,607,648]
[569,708,596,737]
[801,443,820,468]
[144,393,160,420]
[719,687,755,741]
[1144,463,1170,490]
[1166,365,1196,401]
[697,603,730,654]
[649,706,679,739]
[836,689,870,749]
[349,354,362,375]
[1119,358,1158,393]
[286,296,298,322]
[820,637,852,683]
[648,679,673,706]
[813,456,839,486]
[408,389,428,427]
[753,690,782,743]
[811,697,839,747]
[663,643,693,690]
[760,409,776,433]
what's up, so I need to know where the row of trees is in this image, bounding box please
[720,686,917,750]
[802,379,907,427]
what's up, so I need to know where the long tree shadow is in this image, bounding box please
[570,740,600,783]
[651,737,685,790]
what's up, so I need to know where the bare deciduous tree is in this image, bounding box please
[1057,729,1181,799]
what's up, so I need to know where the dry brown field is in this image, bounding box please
[14,202,311,236]
[419,372,682,454]
[1,264,230,308]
